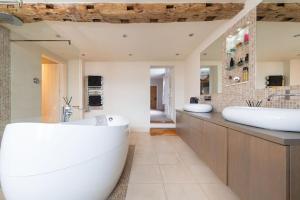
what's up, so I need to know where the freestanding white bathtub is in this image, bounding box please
[0,115,129,200]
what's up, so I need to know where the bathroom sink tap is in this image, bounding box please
[267,90,300,101]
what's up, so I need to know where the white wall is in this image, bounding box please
[150,77,164,110]
[84,61,185,132]
[10,42,66,122]
[256,61,289,89]
[290,59,300,86]
[183,0,263,102]
[67,59,84,120]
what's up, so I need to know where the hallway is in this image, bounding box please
[150,110,173,123]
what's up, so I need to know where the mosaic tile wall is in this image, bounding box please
[206,9,300,112]
[0,26,10,136]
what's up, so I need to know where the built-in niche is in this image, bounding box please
[225,25,250,86]
[204,4,300,112]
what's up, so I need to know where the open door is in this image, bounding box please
[41,57,67,123]
[150,86,157,110]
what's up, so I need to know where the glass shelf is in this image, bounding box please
[225,81,248,87]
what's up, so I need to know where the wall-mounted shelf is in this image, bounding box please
[225,26,250,86]
[225,81,248,87]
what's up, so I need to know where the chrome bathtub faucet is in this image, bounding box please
[267,90,300,101]
[62,96,73,122]
[63,105,73,122]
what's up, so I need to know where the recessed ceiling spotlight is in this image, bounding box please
[293,34,300,38]
[246,21,251,25]
[122,34,128,38]
[176,53,180,56]
[128,53,132,56]
[188,33,194,37]
[228,35,233,38]
[81,53,86,57]
[55,34,61,38]
[237,28,242,32]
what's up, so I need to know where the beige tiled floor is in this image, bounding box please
[0,133,239,200]
[126,132,239,200]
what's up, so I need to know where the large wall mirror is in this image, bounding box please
[256,2,300,89]
[200,36,223,95]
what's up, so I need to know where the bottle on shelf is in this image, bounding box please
[244,33,249,44]
[243,66,249,81]
[230,57,235,68]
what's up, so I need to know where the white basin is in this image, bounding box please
[183,104,213,113]
[222,106,300,132]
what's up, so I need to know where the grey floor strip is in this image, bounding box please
[107,145,135,200]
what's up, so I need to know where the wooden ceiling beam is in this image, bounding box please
[0,3,244,23]
[257,3,300,22]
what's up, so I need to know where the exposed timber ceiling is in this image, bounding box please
[0,3,244,23]
[257,3,300,22]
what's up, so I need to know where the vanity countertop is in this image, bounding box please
[177,109,300,146]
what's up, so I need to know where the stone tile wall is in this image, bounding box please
[206,9,300,112]
[0,26,10,137]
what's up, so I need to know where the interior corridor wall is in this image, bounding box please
[10,39,66,123]
[84,61,185,132]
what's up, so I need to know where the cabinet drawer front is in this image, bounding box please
[189,116,203,131]
[203,121,227,184]
[228,130,251,200]
[249,136,289,200]
[228,129,289,200]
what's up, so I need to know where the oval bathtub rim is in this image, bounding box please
[2,141,128,178]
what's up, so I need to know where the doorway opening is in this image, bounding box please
[150,67,175,132]
[41,56,67,123]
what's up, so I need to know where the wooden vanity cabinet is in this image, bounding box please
[176,112,227,184]
[202,121,227,183]
[176,111,298,200]
[228,129,289,200]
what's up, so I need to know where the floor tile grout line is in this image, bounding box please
[151,135,169,200]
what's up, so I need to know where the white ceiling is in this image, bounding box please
[47,21,227,61]
[257,22,300,61]
[1,0,246,61]
[5,19,228,61]
[201,34,223,61]
[5,22,80,60]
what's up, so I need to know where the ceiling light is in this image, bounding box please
[188,33,194,37]
[237,28,242,32]
[122,34,128,38]
[128,53,132,56]
[246,21,251,25]
[55,34,61,38]
[81,53,86,57]
[176,53,180,56]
